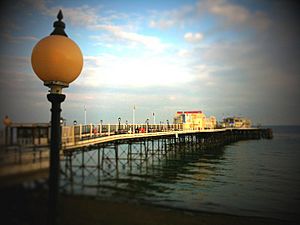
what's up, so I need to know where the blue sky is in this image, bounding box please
[0,0,299,126]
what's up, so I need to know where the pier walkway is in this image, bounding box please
[63,128,228,150]
[0,124,273,180]
[60,123,272,151]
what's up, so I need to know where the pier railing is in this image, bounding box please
[0,123,272,151]
[61,123,184,145]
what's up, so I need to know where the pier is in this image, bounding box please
[0,124,272,180]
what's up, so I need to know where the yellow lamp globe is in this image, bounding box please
[31,10,83,89]
[31,35,83,84]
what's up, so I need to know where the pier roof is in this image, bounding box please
[176,111,202,114]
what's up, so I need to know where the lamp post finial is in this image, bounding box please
[57,9,63,21]
[51,9,68,37]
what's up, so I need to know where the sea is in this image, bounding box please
[60,126,300,223]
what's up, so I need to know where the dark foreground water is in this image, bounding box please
[61,126,300,223]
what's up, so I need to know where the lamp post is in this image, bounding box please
[166,119,169,131]
[152,112,155,124]
[146,118,149,133]
[60,117,66,126]
[100,120,103,134]
[84,105,87,125]
[3,115,12,146]
[118,117,121,133]
[31,10,83,225]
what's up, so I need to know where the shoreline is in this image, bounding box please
[62,194,291,225]
[1,185,292,225]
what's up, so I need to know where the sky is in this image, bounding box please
[0,0,299,127]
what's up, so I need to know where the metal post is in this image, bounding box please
[84,105,87,125]
[128,142,132,160]
[133,105,135,133]
[115,144,119,178]
[97,147,101,169]
[79,124,82,140]
[167,120,169,131]
[5,126,8,146]
[72,125,75,144]
[100,120,103,135]
[47,93,65,225]
[118,117,121,133]
[90,123,93,138]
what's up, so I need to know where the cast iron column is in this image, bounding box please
[47,93,65,225]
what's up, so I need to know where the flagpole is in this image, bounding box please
[84,105,87,125]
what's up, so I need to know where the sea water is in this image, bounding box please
[61,126,300,223]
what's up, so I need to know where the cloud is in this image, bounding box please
[92,24,167,52]
[74,54,193,89]
[148,0,270,32]
[25,0,167,52]
[23,0,107,28]
[177,49,190,57]
[149,5,194,29]
[46,5,101,27]
[197,0,270,30]
[0,55,30,67]
[184,32,203,43]
[149,19,175,29]
[0,55,37,89]
[207,0,250,23]
[23,0,49,12]
[1,32,38,43]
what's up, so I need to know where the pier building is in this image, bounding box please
[173,111,217,130]
[2,123,50,146]
[222,117,252,128]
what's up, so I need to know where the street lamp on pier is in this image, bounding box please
[31,10,83,225]
[166,119,169,131]
[60,117,66,126]
[100,120,103,134]
[118,117,121,132]
[3,115,12,146]
[146,118,149,133]
[152,112,155,124]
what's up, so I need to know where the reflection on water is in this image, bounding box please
[61,143,225,201]
[60,126,300,223]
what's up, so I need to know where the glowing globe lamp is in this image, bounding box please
[31,9,83,93]
[31,35,83,85]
